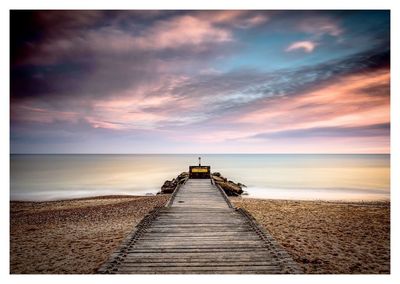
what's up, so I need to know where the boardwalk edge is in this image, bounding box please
[97,206,163,274]
[236,207,303,274]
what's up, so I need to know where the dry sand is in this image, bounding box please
[10,195,169,274]
[231,198,390,274]
[10,195,390,274]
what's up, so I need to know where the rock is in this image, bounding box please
[216,181,244,196]
[212,175,225,183]
[160,171,244,196]
[177,172,189,180]
[211,173,245,196]
[159,172,189,194]
[160,180,177,194]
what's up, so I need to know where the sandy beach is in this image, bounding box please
[232,198,390,274]
[10,195,169,274]
[10,195,390,274]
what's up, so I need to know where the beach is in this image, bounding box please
[10,195,390,274]
[232,198,390,274]
[10,195,169,274]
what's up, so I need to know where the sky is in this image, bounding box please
[10,10,390,154]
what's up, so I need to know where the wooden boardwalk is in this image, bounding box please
[98,179,301,274]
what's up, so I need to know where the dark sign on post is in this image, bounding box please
[189,166,210,179]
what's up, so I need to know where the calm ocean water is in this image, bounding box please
[10,154,390,201]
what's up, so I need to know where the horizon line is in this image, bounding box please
[10,152,391,155]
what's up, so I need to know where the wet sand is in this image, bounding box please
[232,198,390,274]
[10,196,390,274]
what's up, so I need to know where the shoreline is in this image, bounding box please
[10,193,390,204]
[10,195,390,274]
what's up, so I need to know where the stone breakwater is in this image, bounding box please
[211,172,245,196]
[159,172,246,196]
[158,172,189,194]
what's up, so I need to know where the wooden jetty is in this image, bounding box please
[98,169,301,274]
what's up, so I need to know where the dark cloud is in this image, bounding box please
[10,11,105,65]
[10,10,243,105]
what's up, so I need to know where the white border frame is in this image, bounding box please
[2,1,398,284]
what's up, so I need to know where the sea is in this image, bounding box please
[10,154,390,202]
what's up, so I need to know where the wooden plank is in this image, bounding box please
[98,178,302,274]
[133,243,266,248]
[138,236,262,241]
[124,256,276,260]
[124,248,270,253]
[114,266,283,273]
[124,253,274,259]
[143,227,253,231]
[120,261,281,267]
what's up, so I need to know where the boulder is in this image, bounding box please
[177,172,189,184]
[212,173,244,196]
[160,179,177,194]
[212,175,225,183]
[216,181,244,196]
[160,171,244,196]
[159,172,189,194]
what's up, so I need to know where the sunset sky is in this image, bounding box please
[10,10,390,153]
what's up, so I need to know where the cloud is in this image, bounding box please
[296,16,343,37]
[140,15,233,49]
[236,69,389,130]
[12,10,273,68]
[253,123,390,139]
[17,17,233,66]
[11,47,390,133]
[35,10,104,31]
[233,14,269,28]
[11,104,80,124]
[282,15,343,54]
[285,41,317,53]
[10,11,390,153]
[197,10,269,28]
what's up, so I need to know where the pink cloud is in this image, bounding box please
[240,14,269,28]
[297,16,343,37]
[235,69,389,134]
[85,75,208,130]
[286,41,317,53]
[140,15,233,49]
[197,11,269,28]
[86,67,389,145]
[20,11,277,66]
[205,11,245,23]
[167,68,389,153]
[11,104,80,124]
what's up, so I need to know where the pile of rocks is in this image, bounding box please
[158,171,245,196]
[158,172,189,194]
[212,172,246,196]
